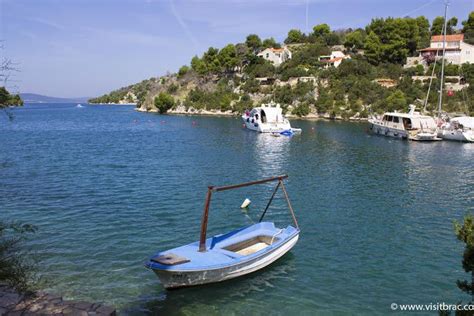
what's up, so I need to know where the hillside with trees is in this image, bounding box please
[0,87,23,108]
[89,12,474,119]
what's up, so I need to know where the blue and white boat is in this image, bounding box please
[146,175,300,289]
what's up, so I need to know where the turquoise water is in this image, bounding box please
[0,103,473,314]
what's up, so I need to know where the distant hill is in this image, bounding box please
[20,93,90,104]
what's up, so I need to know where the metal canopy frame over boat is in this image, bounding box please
[199,175,299,252]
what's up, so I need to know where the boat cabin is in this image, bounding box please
[248,107,285,124]
[381,113,437,131]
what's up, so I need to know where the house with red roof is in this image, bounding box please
[318,51,351,68]
[418,34,474,65]
[257,46,292,66]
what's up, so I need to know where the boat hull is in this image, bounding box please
[153,233,299,289]
[242,118,293,133]
[440,129,474,142]
[368,121,440,141]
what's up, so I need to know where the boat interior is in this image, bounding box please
[223,235,279,256]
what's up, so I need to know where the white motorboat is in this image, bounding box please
[368,105,441,141]
[439,116,474,142]
[242,102,301,134]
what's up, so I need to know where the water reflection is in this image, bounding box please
[251,133,292,178]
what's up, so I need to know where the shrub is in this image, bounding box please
[154,92,175,114]
[292,102,311,117]
[167,83,179,94]
[178,65,190,78]
[0,222,37,293]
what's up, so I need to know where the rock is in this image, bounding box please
[0,293,22,308]
[0,286,115,316]
[95,305,116,316]
[74,301,93,311]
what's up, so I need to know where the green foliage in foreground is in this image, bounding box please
[454,215,474,299]
[0,221,37,293]
[0,87,23,108]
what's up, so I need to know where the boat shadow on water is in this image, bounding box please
[124,252,296,315]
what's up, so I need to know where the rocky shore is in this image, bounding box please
[135,105,368,121]
[0,285,115,316]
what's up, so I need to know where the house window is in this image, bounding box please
[266,53,269,58]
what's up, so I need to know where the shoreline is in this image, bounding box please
[134,107,369,122]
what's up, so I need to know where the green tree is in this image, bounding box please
[431,16,458,35]
[364,31,382,65]
[416,16,431,49]
[292,102,310,117]
[154,92,175,114]
[191,56,207,75]
[454,215,474,300]
[312,24,331,37]
[0,87,23,108]
[463,12,474,45]
[262,37,280,49]
[385,89,407,111]
[315,86,333,113]
[245,34,262,52]
[178,65,189,77]
[285,29,305,44]
[344,30,365,51]
[202,47,221,73]
[218,44,238,72]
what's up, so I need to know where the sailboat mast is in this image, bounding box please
[438,2,449,118]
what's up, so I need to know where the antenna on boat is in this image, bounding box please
[437,1,449,119]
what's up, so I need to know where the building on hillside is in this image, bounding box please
[257,46,292,66]
[319,51,351,68]
[418,34,474,65]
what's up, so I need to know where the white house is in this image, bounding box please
[257,46,292,66]
[319,51,351,68]
[419,34,474,65]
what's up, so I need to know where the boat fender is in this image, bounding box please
[240,198,251,209]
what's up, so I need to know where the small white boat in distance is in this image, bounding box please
[439,116,474,142]
[242,102,301,134]
[368,105,441,141]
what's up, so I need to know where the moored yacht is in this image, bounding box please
[242,102,301,134]
[439,116,474,142]
[368,105,441,141]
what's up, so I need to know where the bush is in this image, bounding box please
[178,65,189,78]
[167,83,179,94]
[241,78,260,94]
[0,222,37,293]
[154,92,175,114]
[292,102,311,117]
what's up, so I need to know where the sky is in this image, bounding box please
[1,0,473,98]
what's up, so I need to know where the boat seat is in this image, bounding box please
[151,253,190,265]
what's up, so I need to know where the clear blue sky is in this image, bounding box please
[1,0,473,98]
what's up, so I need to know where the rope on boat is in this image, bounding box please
[270,229,284,245]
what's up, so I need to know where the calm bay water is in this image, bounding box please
[0,103,473,314]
